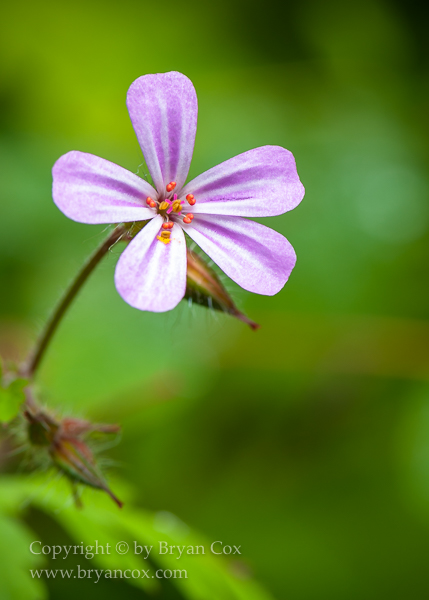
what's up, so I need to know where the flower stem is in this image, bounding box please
[25,225,127,379]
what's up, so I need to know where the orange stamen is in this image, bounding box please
[186,194,196,205]
[185,213,194,220]
[166,181,176,192]
[183,217,192,224]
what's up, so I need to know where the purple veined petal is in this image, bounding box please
[115,215,187,312]
[183,215,296,295]
[127,72,198,194]
[52,151,156,224]
[181,146,305,217]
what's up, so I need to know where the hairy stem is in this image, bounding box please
[25,225,127,379]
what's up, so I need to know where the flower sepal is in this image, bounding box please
[185,250,259,330]
[122,219,150,240]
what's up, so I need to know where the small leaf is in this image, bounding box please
[0,378,27,423]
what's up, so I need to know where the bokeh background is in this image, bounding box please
[1,0,429,598]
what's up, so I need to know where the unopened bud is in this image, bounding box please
[50,435,123,508]
[25,408,122,508]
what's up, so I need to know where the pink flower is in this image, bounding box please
[52,72,305,312]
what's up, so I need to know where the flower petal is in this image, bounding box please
[114,215,187,312]
[52,151,156,224]
[183,215,296,295]
[127,72,198,193]
[181,146,304,217]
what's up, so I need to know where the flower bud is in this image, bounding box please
[25,409,122,507]
[185,250,259,330]
[50,435,122,508]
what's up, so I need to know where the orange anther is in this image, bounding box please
[172,200,183,213]
[186,194,194,201]
[183,217,192,224]
[167,221,174,229]
[157,230,171,244]
[185,213,194,220]
[157,235,171,245]
[149,200,157,208]
[166,181,176,192]
[162,222,170,229]
[146,197,154,205]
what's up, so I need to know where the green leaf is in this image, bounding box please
[0,514,47,600]
[0,378,27,423]
[0,476,275,600]
[0,478,47,600]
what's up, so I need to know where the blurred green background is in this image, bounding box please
[1,0,429,598]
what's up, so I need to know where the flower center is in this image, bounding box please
[145,182,197,245]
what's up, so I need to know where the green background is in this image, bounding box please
[1,0,429,598]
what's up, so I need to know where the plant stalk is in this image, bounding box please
[25,225,127,379]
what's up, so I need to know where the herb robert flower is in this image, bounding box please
[52,72,305,312]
